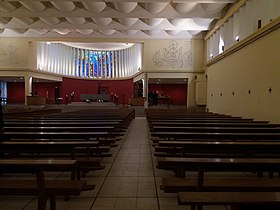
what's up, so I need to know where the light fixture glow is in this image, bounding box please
[235,36,239,42]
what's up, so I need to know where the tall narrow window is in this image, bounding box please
[85,50,89,78]
[258,19,262,29]
[219,36,225,54]
[93,51,98,78]
[89,50,93,78]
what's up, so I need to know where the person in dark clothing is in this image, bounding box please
[153,91,158,106]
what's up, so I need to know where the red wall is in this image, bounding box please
[7,82,60,104]
[61,78,134,104]
[6,78,134,105]
[33,82,61,100]
[149,84,187,105]
[7,82,25,104]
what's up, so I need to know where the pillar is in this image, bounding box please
[143,73,148,108]
[25,76,32,105]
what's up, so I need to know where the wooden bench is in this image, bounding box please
[3,126,116,132]
[0,141,108,178]
[162,177,280,193]
[157,157,280,179]
[1,131,111,141]
[149,119,268,123]
[4,121,121,127]
[0,159,91,210]
[178,192,280,210]
[155,140,280,158]
[151,126,280,133]
[158,157,280,210]
[0,180,88,210]
[5,108,135,128]
[151,131,280,141]
[149,122,279,128]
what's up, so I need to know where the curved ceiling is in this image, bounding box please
[0,0,237,39]
[60,42,134,50]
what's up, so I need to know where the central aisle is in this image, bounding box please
[92,116,159,209]
[90,116,190,210]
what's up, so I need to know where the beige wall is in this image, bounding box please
[0,37,205,108]
[0,38,29,69]
[143,39,204,72]
[141,39,205,107]
[207,27,280,123]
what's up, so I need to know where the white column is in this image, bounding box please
[24,76,32,105]
[143,73,148,108]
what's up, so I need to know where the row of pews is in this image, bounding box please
[146,109,280,210]
[0,107,135,210]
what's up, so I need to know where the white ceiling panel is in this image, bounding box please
[0,0,237,39]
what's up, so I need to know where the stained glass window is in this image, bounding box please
[101,52,105,78]
[93,51,98,78]
[89,50,93,78]
[98,51,102,78]
[80,49,85,77]
[85,50,89,77]
[77,49,80,77]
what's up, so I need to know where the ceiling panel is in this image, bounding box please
[0,0,237,39]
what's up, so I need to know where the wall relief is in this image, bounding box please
[152,40,193,69]
[0,38,19,64]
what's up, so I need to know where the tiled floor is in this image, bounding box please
[0,116,229,210]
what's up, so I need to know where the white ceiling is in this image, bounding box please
[60,42,134,50]
[0,0,237,39]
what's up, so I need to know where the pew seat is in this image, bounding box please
[0,180,90,210]
[162,177,280,193]
[178,192,280,210]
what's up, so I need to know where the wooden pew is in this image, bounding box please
[162,177,280,193]
[178,192,280,210]
[150,131,280,141]
[4,121,120,127]
[3,126,116,132]
[149,119,268,123]
[149,122,279,128]
[157,157,280,179]
[155,140,280,158]
[1,131,115,141]
[159,157,280,209]
[0,159,90,210]
[0,141,108,178]
[151,126,280,133]
[4,108,135,129]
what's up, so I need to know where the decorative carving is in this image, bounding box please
[0,39,19,64]
[152,40,193,68]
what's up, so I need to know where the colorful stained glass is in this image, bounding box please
[101,51,105,78]
[89,50,93,77]
[109,51,113,78]
[114,51,117,77]
[73,47,136,79]
[85,50,89,78]
[77,49,80,77]
[93,51,98,78]
[98,51,102,78]
[80,49,85,77]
